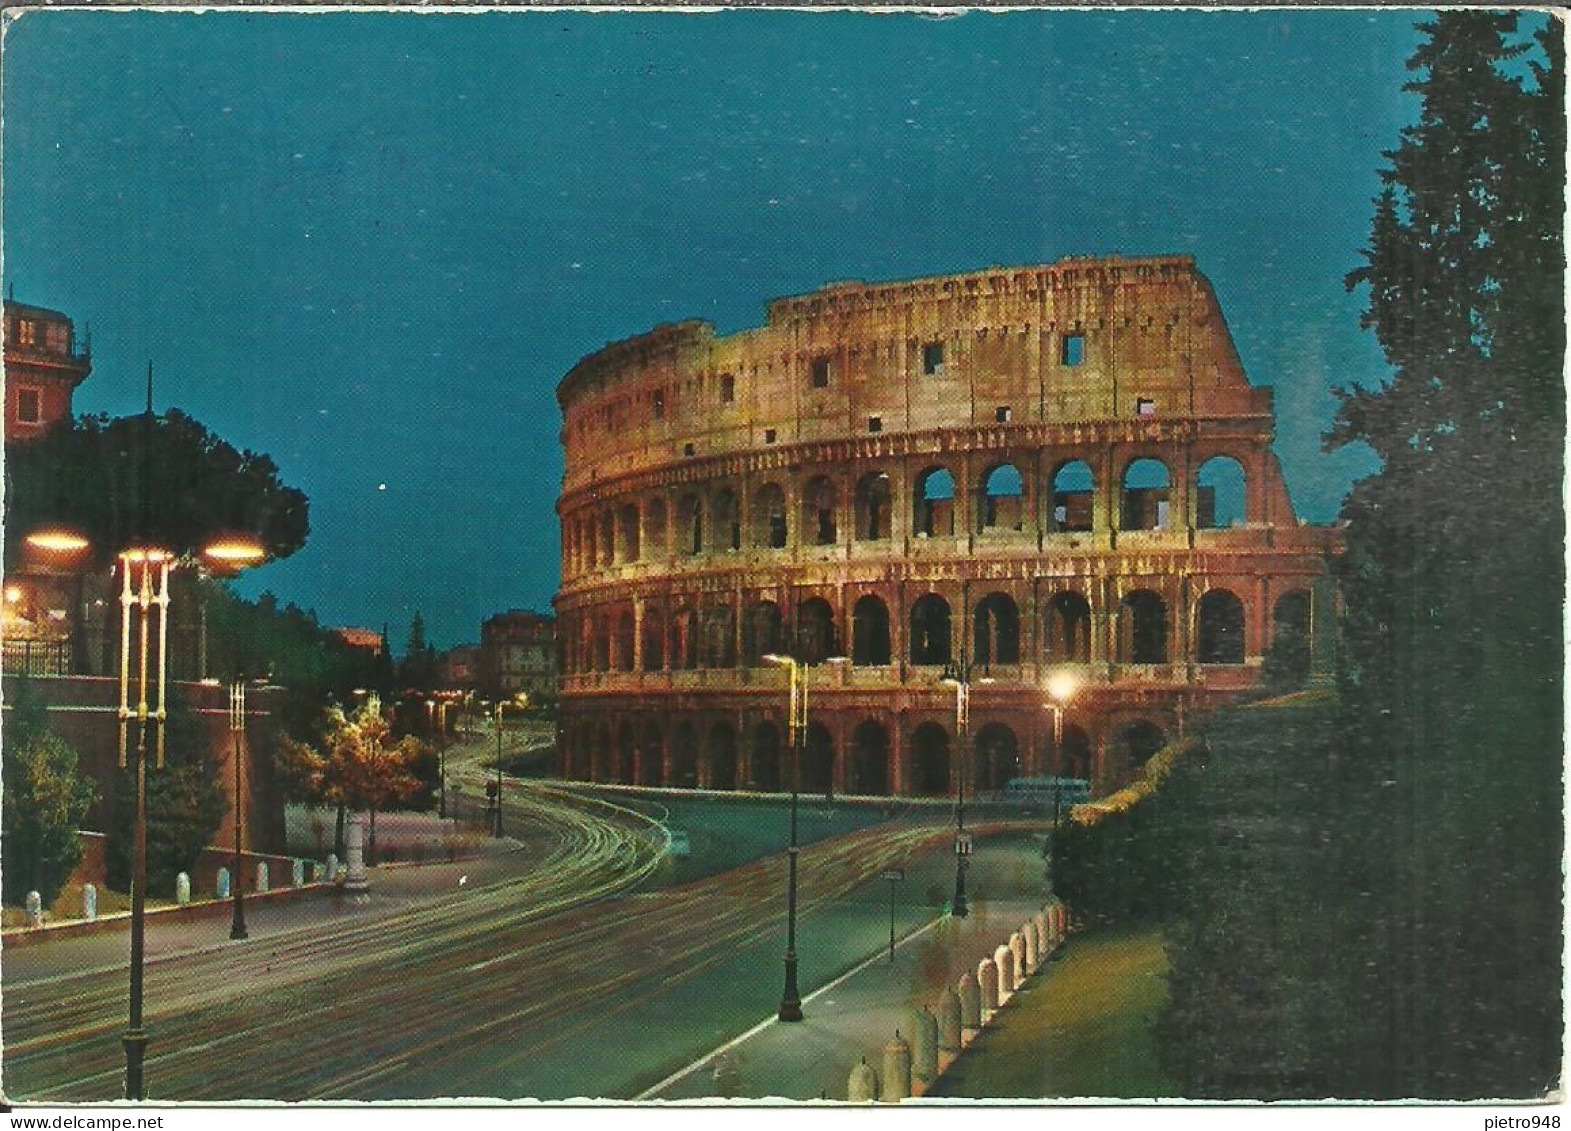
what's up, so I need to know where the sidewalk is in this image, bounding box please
[643,837,1052,1102]
[3,839,529,986]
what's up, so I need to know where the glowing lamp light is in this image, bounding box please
[4,586,23,604]
[1047,670,1081,706]
[25,528,91,554]
[203,537,266,566]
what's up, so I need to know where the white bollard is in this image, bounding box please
[216,867,231,900]
[957,971,982,1030]
[936,987,963,1054]
[1010,932,1027,986]
[1022,923,1038,973]
[83,883,98,921]
[344,814,369,895]
[977,958,999,1012]
[255,860,270,894]
[847,1058,879,1103]
[326,854,340,884]
[176,872,191,907]
[25,891,42,928]
[994,945,1015,1000]
[292,859,305,889]
[881,1032,912,1102]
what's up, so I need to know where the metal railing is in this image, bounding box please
[2,638,71,676]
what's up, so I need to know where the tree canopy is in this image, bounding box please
[1,680,97,908]
[5,409,309,568]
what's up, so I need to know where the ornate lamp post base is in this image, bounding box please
[122,1029,148,1100]
[779,952,804,1022]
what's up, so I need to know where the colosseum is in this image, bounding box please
[554,254,1339,799]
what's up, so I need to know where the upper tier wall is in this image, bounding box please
[558,255,1271,495]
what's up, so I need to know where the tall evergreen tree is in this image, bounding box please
[1330,12,1563,1097]
[1,679,97,907]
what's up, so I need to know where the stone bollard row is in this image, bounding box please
[848,900,1075,1101]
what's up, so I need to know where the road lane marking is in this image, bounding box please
[633,912,946,1101]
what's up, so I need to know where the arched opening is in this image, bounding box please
[592,613,611,672]
[641,607,665,672]
[1198,589,1246,664]
[640,721,664,786]
[745,600,784,666]
[910,594,952,665]
[618,503,641,563]
[614,609,636,671]
[677,493,704,556]
[854,472,892,541]
[1121,459,1171,531]
[599,511,616,568]
[973,592,1021,666]
[616,720,637,783]
[1269,589,1313,687]
[711,487,741,552]
[1197,456,1248,529]
[795,598,838,664]
[1051,461,1095,533]
[910,723,952,796]
[974,723,1020,792]
[803,723,835,795]
[671,722,699,788]
[1044,591,1092,663]
[1119,721,1166,775]
[850,720,889,795]
[980,463,1025,532]
[752,721,782,792]
[753,483,788,549]
[851,595,892,666]
[802,476,839,546]
[702,604,736,668]
[914,467,956,538]
[709,723,737,790]
[644,497,668,558]
[1058,723,1091,781]
[582,518,598,573]
[673,607,697,671]
[1119,590,1168,664]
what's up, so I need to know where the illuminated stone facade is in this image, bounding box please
[554,255,1338,797]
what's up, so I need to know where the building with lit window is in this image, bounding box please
[554,255,1339,797]
[4,299,91,443]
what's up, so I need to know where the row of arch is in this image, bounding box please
[565,587,1311,675]
[564,454,1252,575]
[559,715,1171,797]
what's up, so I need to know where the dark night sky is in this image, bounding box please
[4,9,1439,648]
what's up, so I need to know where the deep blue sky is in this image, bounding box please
[5,9,1436,648]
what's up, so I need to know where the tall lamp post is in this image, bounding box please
[763,654,845,1022]
[1045,668,1082,847]
[492,695,527,838]
[939,655,991,919]
[25,525,265,1101]
[228,679,250,940]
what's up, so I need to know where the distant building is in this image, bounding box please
[439,644,481,689]
[4,299,91,443]
[480,610,557,702]
[333,627,385,656]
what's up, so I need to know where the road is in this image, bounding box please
[4,744,1003,1101]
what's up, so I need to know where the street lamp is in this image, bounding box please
[228,679,249,940]
[492,694,528,838]
[1045,668,1082,838]
[762,653,845,1022]
[939,656,992,919]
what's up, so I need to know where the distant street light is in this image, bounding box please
[939,655,993,919]
[229,680,250,941]
[763,653,845,1022]
[492,695,528,838]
